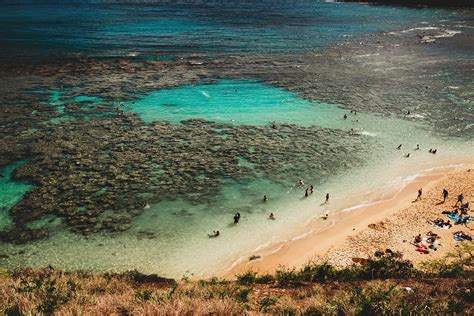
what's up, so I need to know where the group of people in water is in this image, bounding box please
[208,179,330,238]
[413,188,471,253]
[397,143,438,158]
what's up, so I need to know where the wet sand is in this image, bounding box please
[225,163,473,278]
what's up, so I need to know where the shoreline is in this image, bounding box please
[223,162,473,279]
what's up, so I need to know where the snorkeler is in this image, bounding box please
[208,230,220,238]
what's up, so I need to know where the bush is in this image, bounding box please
[356,252,417,279]
[256,274,274,284]
[299,262,338,282]
[236,287,252,302]
[275,267,303,287]
[236,271,257,285]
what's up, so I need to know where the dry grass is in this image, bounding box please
[1,259,473,315]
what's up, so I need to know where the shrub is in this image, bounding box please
[275,266,303,287]
[236,271,257,285]
[356,252,417,279]
[299,262,338,282]
[256,274,275,284]
[236,287,252,302]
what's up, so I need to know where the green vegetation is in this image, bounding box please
[0,245,472,314]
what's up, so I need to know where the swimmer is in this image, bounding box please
[396,144,402,150]
[415,144,420,150]
[208,230,220,238]
[343,114,347,120]
[406,110,411,115]
[297,179,304,187]
[321,211,329,220]
[269,213,276,220]
[263,195,268,202]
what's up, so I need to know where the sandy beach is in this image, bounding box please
[226,164,473,278]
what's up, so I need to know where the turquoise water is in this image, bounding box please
[129,80,348,126]
[0,161,32,231]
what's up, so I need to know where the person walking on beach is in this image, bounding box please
[455,193,464,207]
[325,193,329,204]
[415,188,422,202]
[442,189,448,203]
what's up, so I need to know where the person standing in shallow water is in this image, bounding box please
[233,212,241,224]
[263,195,268,202]
[310,185,314,194]
[305,188,309,198]
[442,189,448,203]
[325,193,329,204]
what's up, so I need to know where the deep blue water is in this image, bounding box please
[0,1,464,59]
